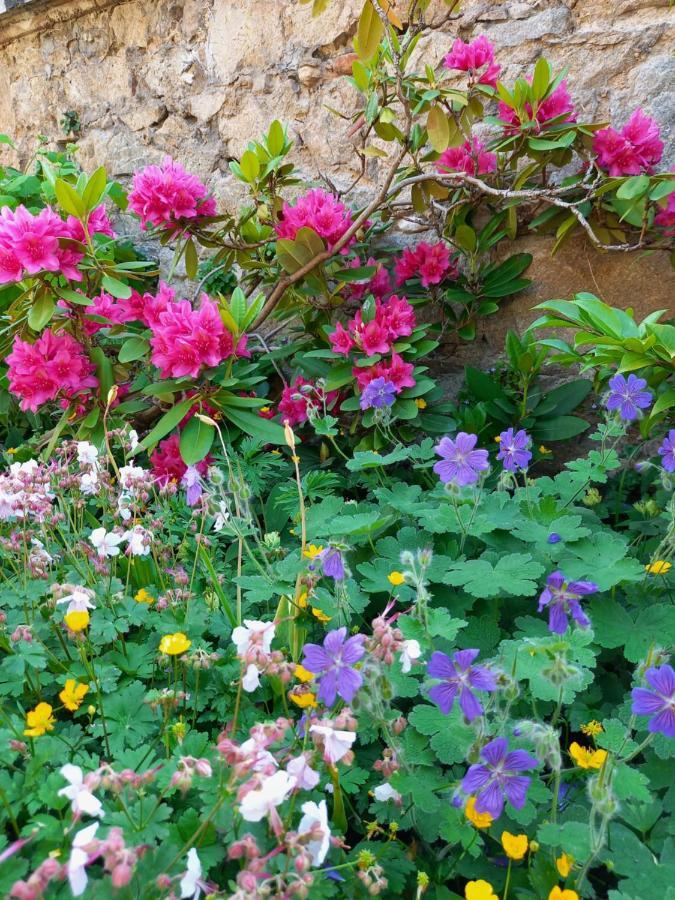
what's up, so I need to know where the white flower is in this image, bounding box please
[179,847,203,899]
[286,754,320,791]
[242,663,261,693]
[213,501,230,532]
[76,442,99,468]
[239,770,296,822]
[58,764,104,818]
[298,799,331,865]
[373,782,401,803]
[128,430,139,452]
[118,464,146,491]
[67,822,99,896]
[9,459,38,477]
[239,737,278,772]
[56,589,95,614]
[123,525,152,557]
[231,620,275,656]
[30,538,53,564]
[89,527,124,558]
[400,638,422,673]
[310,724,356,764]
[79,471,100,495]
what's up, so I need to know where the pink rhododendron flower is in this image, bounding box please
[353,351,415,395]
[443,35,500,88]
[6,330,98,412]
[149,295,235,379]
[345,256,392,301]
[127,157,216,230]
[329,321,354,356]
[150,434,210,486]
[275,189,354,252]
[437,138,498,177]
[278,376,338,426]
[83,292,136,335]
[654,189,675,235]
[593,108,664,176]
[499,81,576,133]
[0,205,89,283]
[395,242,456,288]
[66,204,116,243]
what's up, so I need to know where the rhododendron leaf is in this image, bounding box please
[82,166,107,212]
[531,57,552,101]
[101,274,132,299]
[133,398,194,455]
[454,225,477,253]
[221,406,288,444]
[27,294,55,331]
[118,337,149,363]
[266,119,285,156]
[180,415,215,467]
[239,150,260,183]
[184,237,199,279]
[617,174,650,200]
[355,0,383,63]
[55,286,92,306]
[55,177,85,218]
[427,105,450,153]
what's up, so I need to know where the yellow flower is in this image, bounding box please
[134,588,154,604]
[312,607,331,623]
[387,571,405,586]
[260,406,271,414]
[289,689,317,709]
[415,398,427,409]
[569,742,607,770]
[294,664,315,683]
[159,632,192,656]
[494,435,502,443]
[549,888,578,900]
[296,591,308,609]
[645,560,671,575]
[556,852,574,878]
[24,702,56,737]
[59,680,89,712]
[501,831,528,860]
[270,449,281,455]
[465,796,493,829]
[303,544,324,560]
[580,720,603,737]
[465,880,498,900]
[64,610,89,632]
[539,445,552,454]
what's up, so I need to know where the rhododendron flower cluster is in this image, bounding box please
[593,108,664,176]
[499,81,576,133]
[0,203,113,285]
[330,293,416,357]
[437,138,498,177]
[443,35,500,88]
[278,376,337,426]
[127,156,216,230]
[344,256,392,301]
[6,330,98,412]
[394,241,457,288]
[150,434,210,485]
[353,352,416,397]
[149,294,238,379]
[275,188,354,251]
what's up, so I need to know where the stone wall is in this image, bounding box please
[0,0,673,352]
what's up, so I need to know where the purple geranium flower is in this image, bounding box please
[360,377,397,411]
[181,466,203,506]
[301,627,365,706]
[496,428,532,472]
[319,547,345,581]
[606,373,652,421]
[462,737,539,819]
[658,430,675,473]
[537,571,598,634]
[427,649,497,721]
[631,665,675,738]
[433,432,489,486]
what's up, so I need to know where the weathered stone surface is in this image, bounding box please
[0,0,672,359]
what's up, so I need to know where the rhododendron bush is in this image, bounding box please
[0,1,674,898]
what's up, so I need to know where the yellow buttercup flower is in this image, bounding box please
[569,742,607,770]
[64,611,89,632]
[387,571,405,586]
[296,591,309,609]
[645,560,671,575]
[289,688,317,709]
[549,888,578,900]
[494,435,502,443]
[415,398,427,409]
[501,831,528,860]
[465,880,498,900]
[465,796,493,829]
[580,720,603,737]
[303,544,324,560]
[539,445,552,455]
[59,680,89,712]
[294,664,315,683]
[24,702,56,737]
[312,607,331,623]
[159,632,192,656]
[134,588,155,604]
[556,852,574,878]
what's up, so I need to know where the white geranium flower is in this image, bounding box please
[286,754,320,790]
[239,737,278,772]
[298,799,331,865]
[231,620,275,656]
[400,638,422,673]
[123,525,152,557]
[373,782,401,803]
[58,764,103,818]
[76,442,99,468]
[179,847,203,899]
[56,588,95,614]
[310,724,356,764]
[79,471,100,496]
[239,770,296,822]
[67,822,99,896]
[128,430,139,452]
[242,663,261,692]
[89,527,124,558]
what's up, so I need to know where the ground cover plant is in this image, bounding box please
[0,1,674,898]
